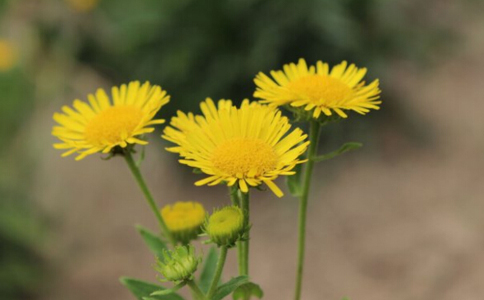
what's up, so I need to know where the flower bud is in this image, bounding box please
[161,201,206,244]
[204,206,245,247]
[154,245,201,283]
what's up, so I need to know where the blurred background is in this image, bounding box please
[1,0,484,299]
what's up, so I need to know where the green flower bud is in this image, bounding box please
[154,245,201,283]
[204,206,246,247]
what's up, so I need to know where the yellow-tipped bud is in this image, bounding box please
[205,206,245,247]
[154,245,201,283]
[161,201,206,244]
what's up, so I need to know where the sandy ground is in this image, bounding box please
[31,12,484,300]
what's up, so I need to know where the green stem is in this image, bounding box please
[187,280,206,300]
[239,190,250,276]
[294,120,321,300]
[229,186,244,274]
[229,185,240,206]
[123,150,175,246]
[206,246,228,299]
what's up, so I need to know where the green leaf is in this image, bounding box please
[311,142,362,162]
[286,163,303,197]
[136,143,146,167]
[213,276,249,300]
[233,282,264,300]
[135,225,167,257]
[199,247,219,293]
[151,282,186,296]
[120,277,184,300]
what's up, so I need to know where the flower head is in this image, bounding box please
[162,98,309,197]
[254,59,381,119]
[154,245,201,283]
[204,206,245,247]
[52,81,169,160]
[161,201,206,244]
[0,39,17,72]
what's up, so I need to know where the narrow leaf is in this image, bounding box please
[135,225,167,257]
[213,276,249,300]
[199,247,219,293]
[120,277,184,300]
[311,142,362,162]
[286,163,303,197]
[233,282,264,300]
[151,282,186,296]
[136,144,146,167]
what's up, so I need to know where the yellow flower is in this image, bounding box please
[65,0,100,12]
[162,98,309,197]
[0,39,17,72]
[52,81,169,160]
[254,58,381,119]
[161,201,206,244]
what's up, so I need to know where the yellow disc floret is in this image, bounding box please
[161,201,206,244]
[52,81,169,160]
[205,206,245,247]
[212,138,277,177]
[254,58,381,119]
[286,75,354,105]
[162,98,309,197]
[84,105,144,147]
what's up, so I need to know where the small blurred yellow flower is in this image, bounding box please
[254,58,381,119]
[161,201,206,244]
[162,98,309,197]
[52,81,169,160]
[65,0,100,12]
[0,40,17,72]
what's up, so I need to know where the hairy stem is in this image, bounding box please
[206,246,228,299]
[239,190,250,276]
[294,120,321,300]
[187,280,206,300]
[123,150,175,246]
[229,186,244,274]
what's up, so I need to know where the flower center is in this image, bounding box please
[211,138,277,177]
[208,207,243,234]
[84,105,143,146]
[286,75,353,104]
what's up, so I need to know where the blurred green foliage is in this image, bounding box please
[74,0,453,115]
[0,70,45,299]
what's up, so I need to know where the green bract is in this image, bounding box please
[154,245,201,283]
[204,206,246,247]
